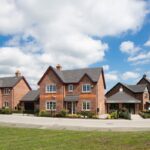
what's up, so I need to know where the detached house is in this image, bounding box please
[0,71,31,110]
[38,65,106,115]
[105,75,150,114]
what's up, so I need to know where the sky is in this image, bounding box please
[0,0,150,91]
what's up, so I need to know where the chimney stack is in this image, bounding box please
[56,64,62,71]
[143,74,147,78]
[15,70,21,77]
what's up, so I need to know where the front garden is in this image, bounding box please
[0,126,149,150]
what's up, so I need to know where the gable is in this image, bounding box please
[38,67,63,86]
[38,67,63,85]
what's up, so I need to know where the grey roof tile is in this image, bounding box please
[64,95,79,102]
[0,76,22,88]
[106,91,141,103]
[124,84,147,93]
[53,67,102,83]
[21,90,39,102]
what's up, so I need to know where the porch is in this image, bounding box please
[64,95,79,114]
[106,91,141,114]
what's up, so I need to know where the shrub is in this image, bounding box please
[118,108,131,120]
[139,112,150,119]
[0,108,12,114]
[79,111,95,118]
[39,111,55,117]
[110,111,118,119]
[67,114,81,118]
[56,109,68,117]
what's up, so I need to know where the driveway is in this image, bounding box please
[0,114,150,131]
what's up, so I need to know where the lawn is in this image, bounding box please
[0,127,149,150]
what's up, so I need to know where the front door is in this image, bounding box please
[66,102,76,114]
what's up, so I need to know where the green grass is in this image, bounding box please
[0,127,149,150]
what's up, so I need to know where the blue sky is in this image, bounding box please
[0,0,150,90]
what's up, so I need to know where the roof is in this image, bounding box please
[137,75,150,85]
[123,84,147,93]
[38,66,106,88]
[21,90,39,102]
[0,76,22,88]
[106,91,141,103]
[64,95,79,102]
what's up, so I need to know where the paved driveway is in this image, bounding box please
[0,114,150,131]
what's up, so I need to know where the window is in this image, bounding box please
[68,84,73,92]
[46,84,56,93]
[82,101,90,111]
[82,84,91,93]
[4,101,9,108]
[46,101,56,110]
[3,88,11,95]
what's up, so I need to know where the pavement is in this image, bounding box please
[0,114,150,131]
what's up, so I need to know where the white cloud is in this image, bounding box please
[105,72,118,81]
[144,39,150,47]
[120,41,140,54]
[103,65,110,71]
[122,71,140,80]
[0,0,148,88]
[128,51,150,64]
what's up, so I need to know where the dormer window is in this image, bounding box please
[46,84,56,93]
[3,88,11,95]
[68,84,73,92]
[82,84,91,93]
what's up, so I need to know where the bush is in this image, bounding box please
[56,109,68,117]
[79,111,95,118]
[118,108,131,120]
[0,108,12,114]
[110,111,118,119]
[39,110,56,117]
[139,112,150,118]
[67,114,81,118]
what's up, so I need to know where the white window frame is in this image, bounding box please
[82,84,91,93]
[82,101,91,111]
[68,84,73,92]
[4,101,9,108]
[3,88,11,95]
[45,101,56,111]
[45,84,56,93]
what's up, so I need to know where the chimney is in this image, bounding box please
[143,74,147,78]
[15,70,21,77]
[56,64,62,71]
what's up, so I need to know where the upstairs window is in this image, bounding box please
[68,84,73,92]
[82,84,91,93]
[46,84,56,93]
[82,101,91,111]
[46,101,56,110]
[3,88,11,95]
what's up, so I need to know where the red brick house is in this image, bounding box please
[38,65,106,115]
[0,71,31,110]
[105,75,150,114]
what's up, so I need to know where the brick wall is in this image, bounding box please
[0,90,2,108]
[39,69,64,112]
[1,88,13,109]
[13,79,30,109]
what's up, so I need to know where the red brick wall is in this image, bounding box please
[1,88,13,109]
[39,69,64,112]
[97,74,106,114]
[13,79,30,109]
[0,90,2,108]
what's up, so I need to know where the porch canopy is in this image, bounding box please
[64,95,79,102]
[21,90,39,102]
[106,91,141,104]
